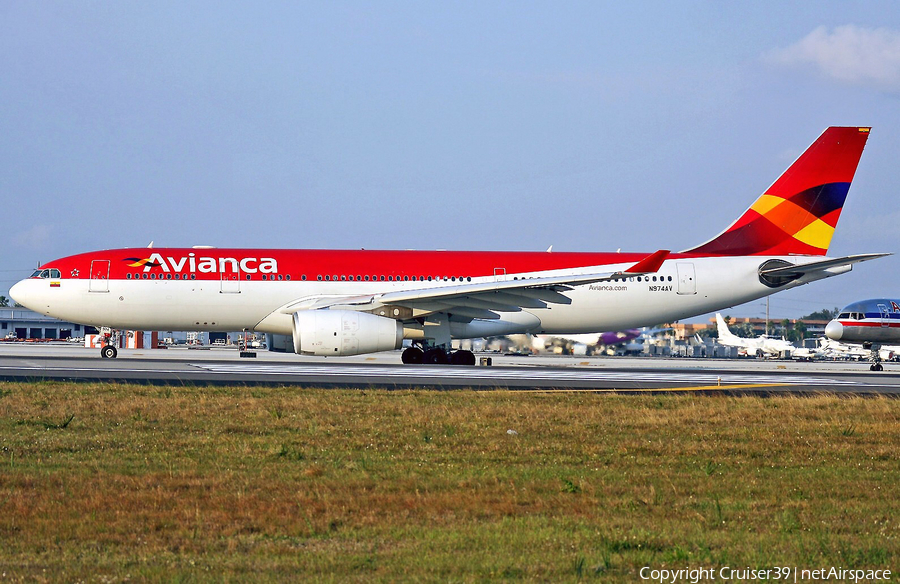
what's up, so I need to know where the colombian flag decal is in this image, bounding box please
[50,281,61,287]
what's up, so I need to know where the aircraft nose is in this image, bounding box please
[9,279,35,311]
[9,280,25,305]
[824,320,843,341]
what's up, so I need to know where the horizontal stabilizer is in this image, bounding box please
[759,253,890,278]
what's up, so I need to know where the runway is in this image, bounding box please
[1,343,899,393]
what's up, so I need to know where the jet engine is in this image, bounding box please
[292,310,403,356]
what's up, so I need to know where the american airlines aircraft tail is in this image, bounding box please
[9,127,888,364]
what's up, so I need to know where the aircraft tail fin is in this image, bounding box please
[683,127,870,256]
[716,313,738,340]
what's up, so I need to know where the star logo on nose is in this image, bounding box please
[71,269,80,277]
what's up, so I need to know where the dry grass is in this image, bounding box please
[0,382,898,582]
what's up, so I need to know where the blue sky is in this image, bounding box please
[2,2,899,321]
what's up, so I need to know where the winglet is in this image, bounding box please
[623,249,669,274]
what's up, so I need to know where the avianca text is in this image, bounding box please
[142,253,278,274]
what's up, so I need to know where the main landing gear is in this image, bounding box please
[401,344,476,366]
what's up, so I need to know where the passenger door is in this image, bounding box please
[676,263,696,295]
[89,260,110,293]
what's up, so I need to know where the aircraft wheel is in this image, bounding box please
[450,350,476,366]
[101,345,118,359]
[401,347,424,365]
[423,348,450,365]
[871,363,883,372]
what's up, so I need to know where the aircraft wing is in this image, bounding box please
[280,250,669,320]
[759,253,890,278]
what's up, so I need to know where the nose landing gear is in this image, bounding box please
[864,342,884,371]
[99,328,120,359]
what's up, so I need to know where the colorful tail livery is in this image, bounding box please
[685,127,870,256]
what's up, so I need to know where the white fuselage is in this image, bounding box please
[11,256,830,338]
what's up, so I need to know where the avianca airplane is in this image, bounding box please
[10,127,887,364]
[825,299,900,370]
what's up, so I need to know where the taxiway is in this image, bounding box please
[1,344,898,394]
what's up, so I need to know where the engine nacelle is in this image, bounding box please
[292,310,403,356]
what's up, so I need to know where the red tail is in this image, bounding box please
[683,127,870,256]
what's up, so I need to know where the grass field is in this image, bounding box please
[0,382,898,582]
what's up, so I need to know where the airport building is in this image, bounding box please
[0,307,254,349]
[0,307,95,340]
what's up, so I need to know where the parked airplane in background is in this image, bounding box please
[10,127,887,364]
[825,299,900,370]
[714,313,795,357]
[531,329,642,355]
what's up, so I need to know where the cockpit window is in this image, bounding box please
[838,312,850,319]
[31,268,62,279]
